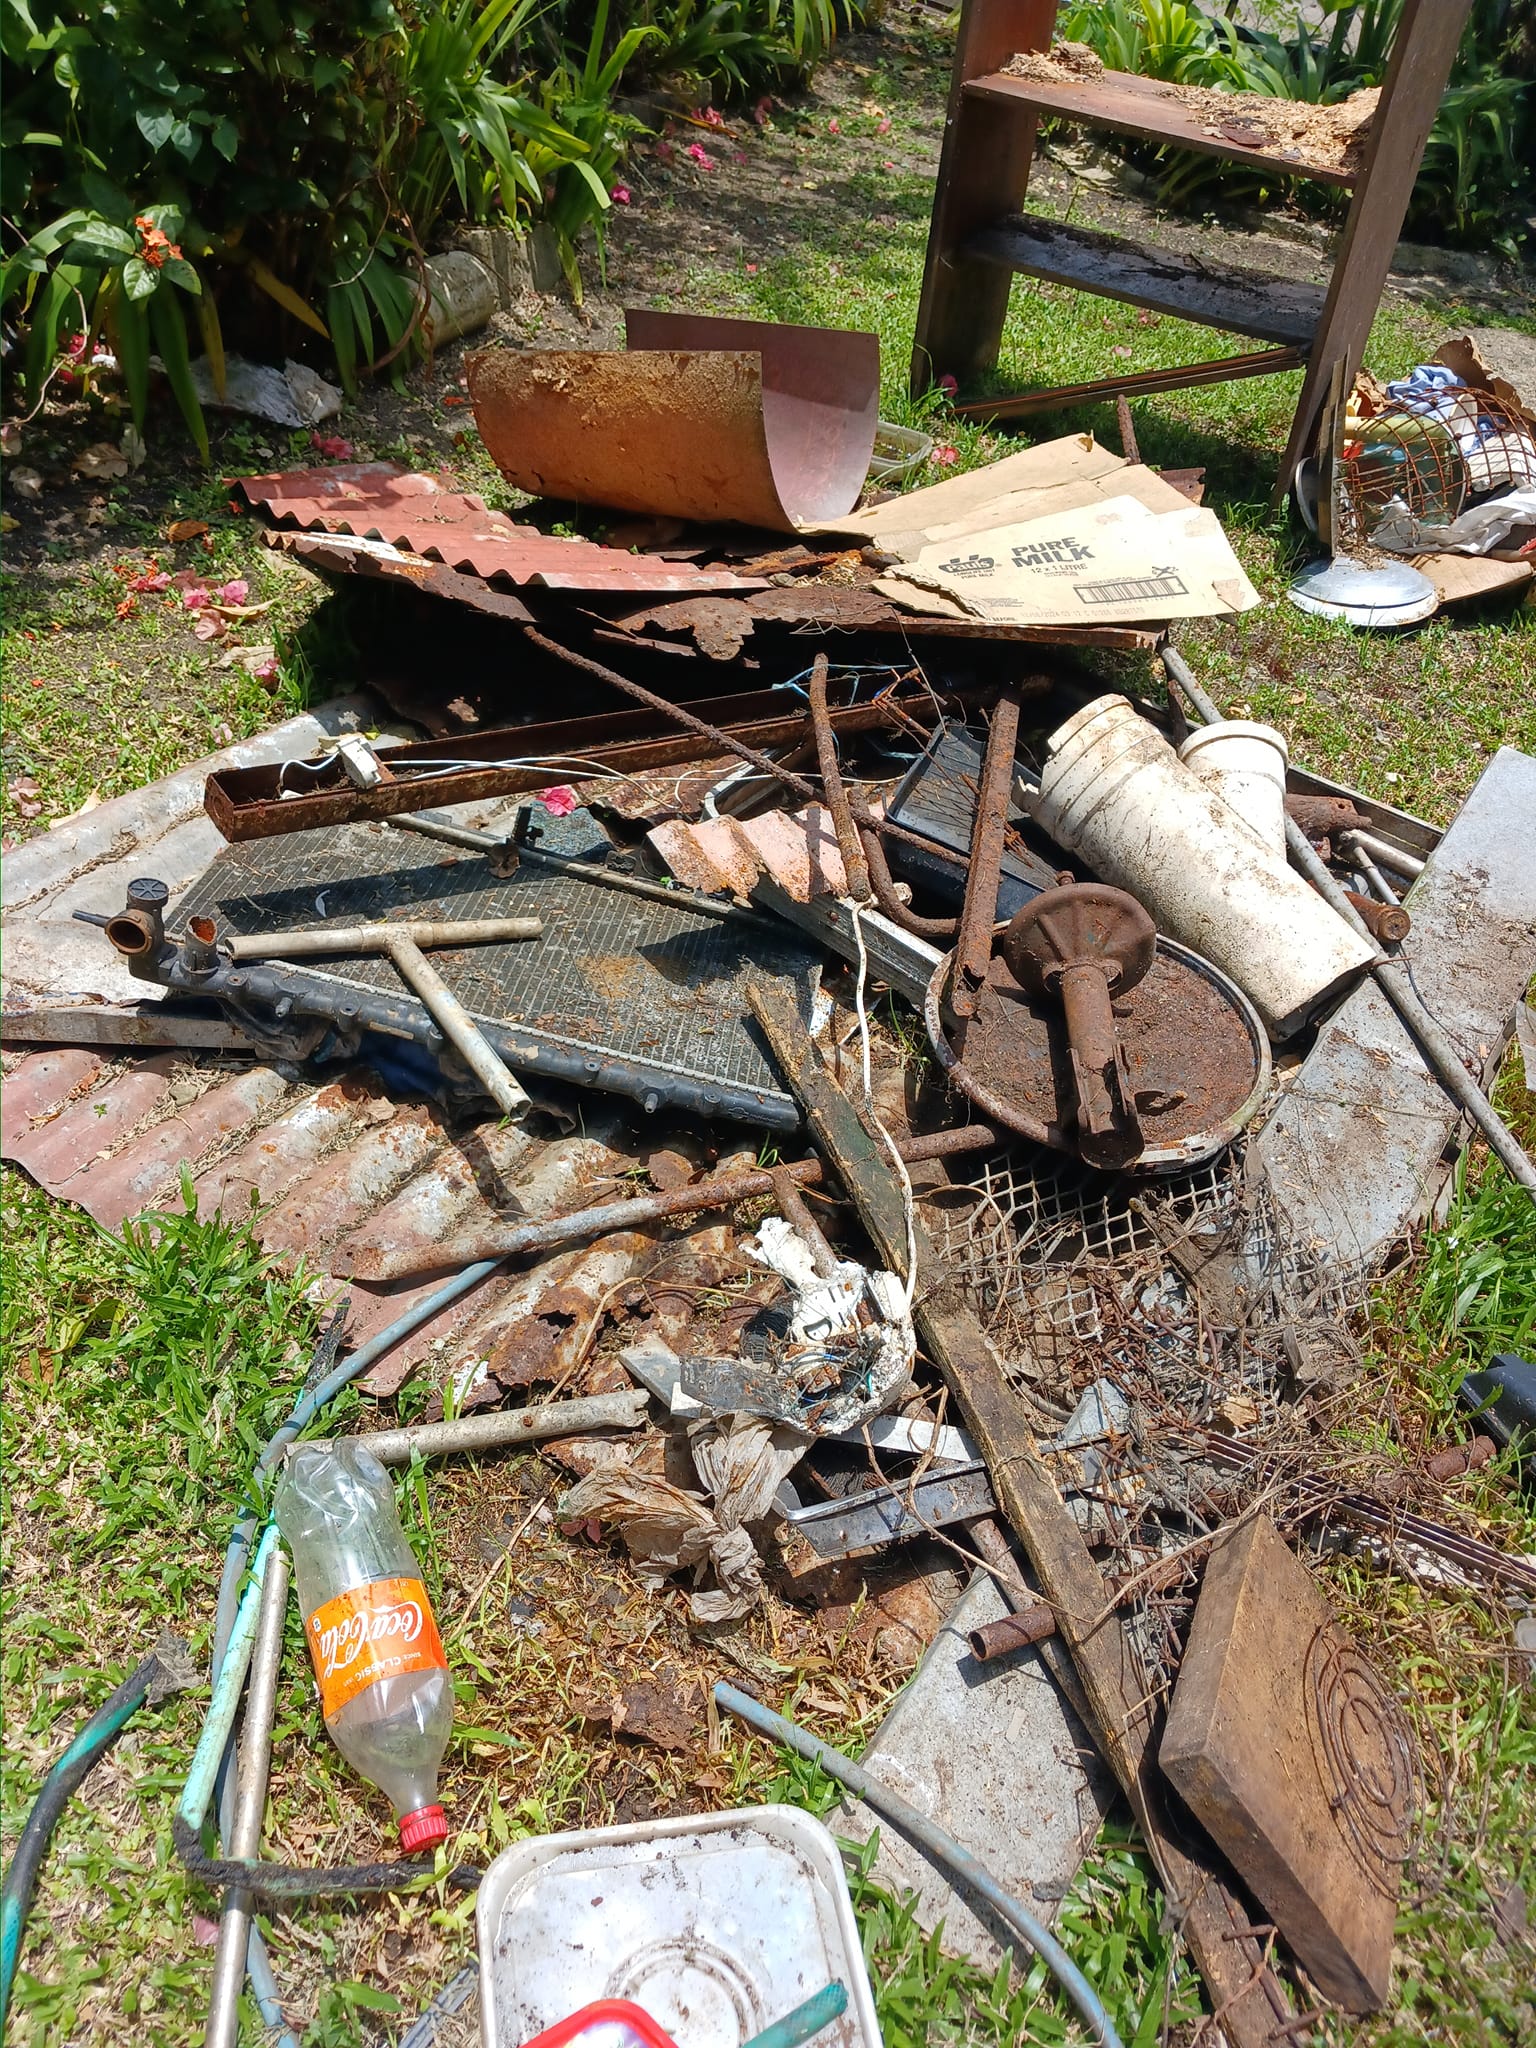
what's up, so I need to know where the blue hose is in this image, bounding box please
[714,1683,1124,2048]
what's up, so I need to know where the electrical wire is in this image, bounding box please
[846,897,918,1313]
[713,1684,1124,2048]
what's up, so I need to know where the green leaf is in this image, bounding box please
[64,220,136,263]
[244,254,329,336]
[210,116,238,161]
[164,256,202,295]
[136,106,176,151]
[570,158,613,210]
[110,283,151,428]
[196,287,227,401]
[148,286,209,463]
[122,255,158,301]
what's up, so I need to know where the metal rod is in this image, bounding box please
[227,917,541,956]
[227,918,535,1117]
[807,651,872,902]
[1348,828,1425,880]
[1163,646,1536,1198]
[388,814,777,929]
[351,1389,651,1466]
[386,935,530,1116]
[955,346,1307,423]
[952,693,1021,1017]
[968,1603,1058,1661]
[204,1550,289,2048]
[336,1122,1005,1281]
[1342,830,1407,903]
[769,1166,840,1277]
[1343,889,1411,945]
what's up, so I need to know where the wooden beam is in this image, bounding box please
[746,975,1297,2046]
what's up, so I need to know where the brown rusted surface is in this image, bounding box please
[1285,793,1371,841]
[968,1604,1058,1660]
[264,530,535,622]
[572,757,741,825]
[648,803,857,905]
[610,598,755,661]
[952,694,1021,1016]
[936,936,1269,1170]
[468,315,878,532]
[238,462,766,594]
[205,678,957,842]
[1425,1435,1497,1483]
[807,652,872,904]
[1345,890,1412,944]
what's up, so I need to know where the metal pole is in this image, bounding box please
[351,1388,651,1466]
[1162,646,1536,1197]
[204,1549,290,2048]
[386,935,529,1116]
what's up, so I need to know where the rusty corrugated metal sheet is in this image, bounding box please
[237,463,769,595]
[0,1046,660,1400]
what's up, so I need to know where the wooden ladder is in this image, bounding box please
[910,0,1474,493]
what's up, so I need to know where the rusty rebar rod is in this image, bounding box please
[334,1121,1003,1281]
[952,693,1021,1018]
[807,651,871,903]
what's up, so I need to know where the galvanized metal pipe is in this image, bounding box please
[1342,831,1406,905]
[351,1388,651,1466]
[1348,828,1425,880]
[1162,646,1536,1198]
[204,1550,290,2048]
[337,1122,1004,1280]
[228,919,537,1117]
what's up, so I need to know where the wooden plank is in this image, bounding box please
[744,977,1297,2047]
[965,215,1325,345]
[1160,1515,1410,2010]
[967,67,1357,187]
[909,0,1059,391]
[1277,0,1476,492]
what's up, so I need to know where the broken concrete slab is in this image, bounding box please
[836,1571,1112,1965]
[1255,745,1536,1269]
[1,696,387,1046]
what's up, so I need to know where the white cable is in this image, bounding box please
[846,896,920,1315]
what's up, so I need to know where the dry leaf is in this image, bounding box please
[73,442,129,480]
[9,468,43,500]
[167,519,210,544]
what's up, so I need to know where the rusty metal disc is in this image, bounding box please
[923,935,1271,1173]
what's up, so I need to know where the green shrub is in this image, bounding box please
[1058,0,1534,253]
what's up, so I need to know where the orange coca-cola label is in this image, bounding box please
[304,1575,447,1719]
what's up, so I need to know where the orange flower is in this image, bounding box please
[134,215,183,269]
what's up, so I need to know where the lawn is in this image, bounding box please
[2,9,1534,2046]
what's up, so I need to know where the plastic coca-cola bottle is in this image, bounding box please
[274,1439,453,1855]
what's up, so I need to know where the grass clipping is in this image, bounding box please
[1003,42,1379,175]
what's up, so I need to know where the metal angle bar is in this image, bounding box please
[954,347,1308,423]
[775,1462,998,1559]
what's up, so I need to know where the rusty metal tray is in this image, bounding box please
[173,821,821,1129]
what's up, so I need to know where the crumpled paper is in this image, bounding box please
[562,1413,803,1622]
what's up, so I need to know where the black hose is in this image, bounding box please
[171,1816,480,1900]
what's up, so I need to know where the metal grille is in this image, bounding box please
[175,821,820,1122]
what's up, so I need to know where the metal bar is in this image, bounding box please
[227,917,542,956]
[952,693,1020,1017]
[1347,828,1425,881]
[353,1389,651,1466]
[769,1166,839,1277]
[968,1604,1058,1660]
[204,1550,289,2048]
[776,1462,998,1558]
[954,347,1307,422]
[1343,890,1410,945]
[388,936,530,1117]
[1342,834,1403,907]
[1164,645,1535,1198]
[335,1121,1005,1281]
[807,651,872,903]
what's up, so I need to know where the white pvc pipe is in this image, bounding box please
[1033,696,1378,1040]
[1177,719,1289,856]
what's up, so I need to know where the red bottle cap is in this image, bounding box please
[399,1803,448,1855]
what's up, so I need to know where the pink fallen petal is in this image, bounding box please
[877,117,892,135]
[539,785,578,817]
[251,656,280,684]
[827,119,840,135]
[686,143,714,170]
[933,445,960,468]
[181,585,211,610]
[193,611,226,641]
[937,373,959,398]
[310,433,353,460]
[129,570,170,593]
[216,578,249,605]
[610,184,632,205]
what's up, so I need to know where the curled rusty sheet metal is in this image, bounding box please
[0,1046,657,1399]
[466,312,879,532]
[648,803,875,904]
[237,462,767,595]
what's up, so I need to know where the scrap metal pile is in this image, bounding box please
[4,315,1534,2048]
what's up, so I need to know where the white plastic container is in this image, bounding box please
[1034,695,1377,1040]
[1177,718,1289,856]
[477,1805,881,2048]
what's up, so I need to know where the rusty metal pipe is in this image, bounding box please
[953,694,1021,1017]
[350,1388,651,1466]
[769,1166,839,1277]
[1343,890,1411,945]
[969,1604,1058,1661]
[807,651,871,903]
[858,823,960,940]
[336,1121,1004,1281]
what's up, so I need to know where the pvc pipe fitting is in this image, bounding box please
[1177,719,1289,856]
[1033,696,1377,1040]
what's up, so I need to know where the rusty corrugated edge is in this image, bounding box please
[237,463,769,595]
[0,1046,660,1401]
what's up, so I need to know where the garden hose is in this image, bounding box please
[714,1683,1125,2048]
[0,1644,189,2032]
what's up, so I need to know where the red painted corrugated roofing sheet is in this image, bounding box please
[237,464,769,596]
[2,1047,660,1399]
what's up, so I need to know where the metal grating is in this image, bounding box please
[174,820,821,1127]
